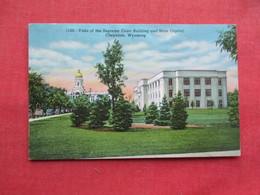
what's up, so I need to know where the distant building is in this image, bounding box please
[70,70,85,98]
[134,70,228,109]
[68,70,110,102]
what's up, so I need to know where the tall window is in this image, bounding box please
[196,100,200,107]
[195,89,201,97]
[184,89,190,96]
[194,78,201,85]
[219,100,223,108]
[205,78,211,85]
[185,101,189,108]
[218,78,222,85]
[206,89,211,96]
[169,90,173,97]
[169,78,172,86]
[184,77,190,85]
[218,89,222,96]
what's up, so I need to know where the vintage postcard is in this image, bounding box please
[29,24,240,160]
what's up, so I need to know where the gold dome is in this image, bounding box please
[75,70,83,77]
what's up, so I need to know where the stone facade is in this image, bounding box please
[71,70,85,99]
[134,70,228,109]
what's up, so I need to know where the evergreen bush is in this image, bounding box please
[112,98,133,131]
[170,91,188,129]
[71,95,90,127]
[143,104,147,115]
[154,96,171,126]
[145,102,159,124]
[88,96,110,129]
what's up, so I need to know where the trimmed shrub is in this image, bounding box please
[143,104,147,115]
[170,91,188,129]
[88,96,110,129]
[154,96,171,126]
[112,98,133,131]
[71,95,90,127]
[145,102,159,124]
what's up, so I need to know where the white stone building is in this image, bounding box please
[134,70,228,109]
[70,70,85,98]
[68,70,110,101]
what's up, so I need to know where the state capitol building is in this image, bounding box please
[67,70,109,101]
[134,70,228,109]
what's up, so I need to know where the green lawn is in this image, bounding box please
[133,109,230,126]
[29,109,240,160]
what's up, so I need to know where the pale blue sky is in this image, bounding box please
[29,24,238,95]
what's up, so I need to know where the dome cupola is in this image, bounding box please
[75,69,83,77]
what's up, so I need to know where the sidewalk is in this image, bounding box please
[29,113,71,122]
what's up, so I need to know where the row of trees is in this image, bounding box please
[71,95,133,131]
[145,92,188,129]
[29,69,73,114]
[144,89,239,128]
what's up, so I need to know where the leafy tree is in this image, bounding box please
[95,40,127,108]
[143,104,147,115]
[88,96,110,129]
[145,102,159,124]
[29,70,46,112]
[111,98,133,131]
[71,95,90,127]
[29,69,73,114]
[170,91,188,130]
[51,88,68,114]
[216,25,237,62]
[154,96,171,126]
[190,100,195,109]
[64,98,74,112]
[228,89,239,127]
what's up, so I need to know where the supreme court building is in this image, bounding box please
[134,70,228,109]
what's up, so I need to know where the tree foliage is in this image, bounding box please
[95,40,127,108]
[143,104,147,115]
[210,100,214,109]
[191,100,195,109]
[130,102,140,113]
[170,91,188,130]
[29,70,46,112]
[145,102,159,124]
[154,96,171,126]
[71,95,90,127]
[29,69,70,113]
[111,98,133,131]
[228,89,239,127]
[88,95,111,129]
[216,25,237,62]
